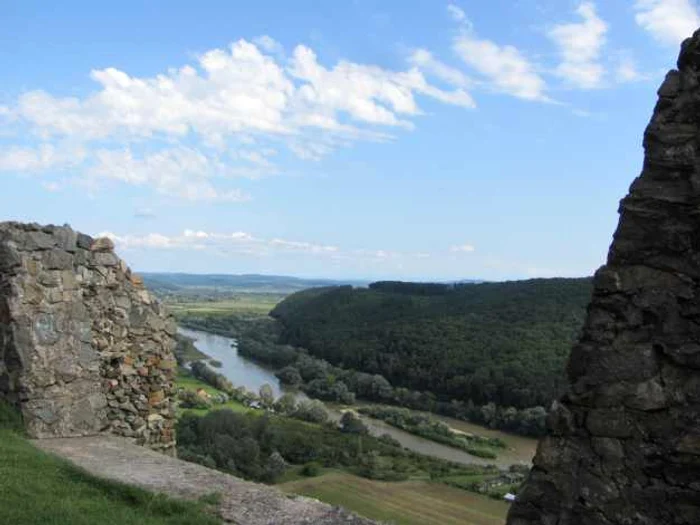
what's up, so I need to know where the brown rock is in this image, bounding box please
[148,390,165,406]
[90,237,115,252]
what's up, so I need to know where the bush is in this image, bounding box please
[178,390,212,410]
[190,361,234,394]
[301,462,321,477]
[0,400,22,432]
[340,411,368,435]
[293,400,329,424]
[276,366,303,386]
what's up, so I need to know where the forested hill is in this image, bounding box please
[271,278,593,410]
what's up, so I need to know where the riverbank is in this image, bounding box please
[178,327,537,468]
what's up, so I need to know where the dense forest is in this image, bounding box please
[271,278,592,410]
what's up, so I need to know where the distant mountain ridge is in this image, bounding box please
[141,272,371,295]
[141,272,484,296]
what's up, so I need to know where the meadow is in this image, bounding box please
[281,471,509,525]
[165,293,285,317]
[175,372,250,416]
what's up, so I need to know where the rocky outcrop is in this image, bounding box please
[506,32,700,525]
[0,222,176,453]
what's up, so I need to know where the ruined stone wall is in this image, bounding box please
[506,32,700,525]
[0,222,176,453]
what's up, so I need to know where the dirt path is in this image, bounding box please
[33,435,375,525]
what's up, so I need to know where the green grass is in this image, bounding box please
[0,402,219,525]
[175,372,249,416]
[281,472,509,525]
[167,294,285,317]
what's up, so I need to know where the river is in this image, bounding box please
[178,327,536,468]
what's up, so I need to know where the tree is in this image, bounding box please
[259,384,275,410]
[340,411,368,435]
[274,393,298,415]
[294,400,329,423]
[263,451,287,482]
[276,366,303,386]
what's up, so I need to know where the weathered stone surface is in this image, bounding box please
[34,436,377,525]
[507,31,700,525]
[0,222,176,454]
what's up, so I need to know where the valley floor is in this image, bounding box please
[281,472,509,525]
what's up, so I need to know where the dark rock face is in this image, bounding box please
[0,222,176,454]
[506,32,700,525]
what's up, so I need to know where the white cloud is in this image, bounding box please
[254,35,283,54]
[447,3,466,23]
[548,2,608,89]
[269,238,338,253]
[13,39,472,142]
[5,38,474,199]
[409,49,471,88]
[87,147,251,202]
[453,34,549,101]
[103,229,338,257]
[615,56,645,83]
[288,141,334,161]
[0,143,86,172]
[102,228,437,266]
[407,49,476,107]
[289,45,473,127]
[635,0,700,45]
[450,243,476,253]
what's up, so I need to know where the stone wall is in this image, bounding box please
[506,32,700,525]
[0,222,176,453]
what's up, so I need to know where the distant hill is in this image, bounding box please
[141,272,370,296]
[271,278,593,409]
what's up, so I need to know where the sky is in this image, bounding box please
[1,0,698,281]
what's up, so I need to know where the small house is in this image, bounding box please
[504,493,517,503]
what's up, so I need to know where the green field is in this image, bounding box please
[0,403,218,525]
[281,472,509,525]
[175,372,249,416]
[166,293,285,316]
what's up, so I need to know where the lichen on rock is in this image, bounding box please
[507,30,700,525]
[0,222,176,453]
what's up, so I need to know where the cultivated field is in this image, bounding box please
[281,472,509,525]
[165,294,285,316]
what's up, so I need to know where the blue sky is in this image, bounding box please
[1,0,697,280]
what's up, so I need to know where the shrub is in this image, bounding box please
[301,462,321,477]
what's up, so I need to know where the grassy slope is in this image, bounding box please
[0,426,219,525]
[282,472,508,525]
